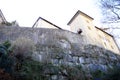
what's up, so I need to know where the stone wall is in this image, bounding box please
[0,26,84,45]
[0,25,120,73]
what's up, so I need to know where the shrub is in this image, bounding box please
[0,41,15,74]
[103,66,120,80]
[3,41,13,54]
[0,44,7,56]
[12,37,35,59]
[1,22,12,26]
[3,41,11,49]
[13,58,86,80]
[0,69,13,80]
[59,64,86,80]
[14,59,53,80]
[91,70,105,80]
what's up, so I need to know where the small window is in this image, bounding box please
[86,20,89,23]
[111,45,114,49]
[108,39,110,42]
[87,26,91,30]
[98,35,101,38]
[103,37,108,42]
[77,29,82,34]
[104,42,107,46]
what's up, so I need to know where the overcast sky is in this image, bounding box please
[0,0,101,29]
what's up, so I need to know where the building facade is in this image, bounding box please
[32,10,120,54]
[68,10,120,54]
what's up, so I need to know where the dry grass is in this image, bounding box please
[12,37,36,58]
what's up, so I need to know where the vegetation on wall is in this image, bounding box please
[12,37,35,59]
[0,40,120,80]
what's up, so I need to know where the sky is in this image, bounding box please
[0,0,101,29]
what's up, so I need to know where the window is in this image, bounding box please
[87,26,91,30]
[103,37,108,43]
[104,42,107,46]
[98,35,101,38]
[103,37,108,47]
[111,45,114,49]
[77,29,82,34]
[86,20,89,23]
[108,39,110,42]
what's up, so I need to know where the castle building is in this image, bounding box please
[68,10,120,54]
[33,10,120,54]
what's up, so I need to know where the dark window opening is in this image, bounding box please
[88,26,91,30]
[77,29,82,34]
[104,42,106,46]
[111,45,114,49]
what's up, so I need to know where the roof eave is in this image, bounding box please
[32,17,62,29]
[67,10,94,25]
[95,26,113,37]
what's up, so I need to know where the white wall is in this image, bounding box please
[68,14,120,54]
[34,19,58,29]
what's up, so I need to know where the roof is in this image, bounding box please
[67,10,94,25]
[32,17,62,29]
[0,9,7,23]
[95,26,113,37]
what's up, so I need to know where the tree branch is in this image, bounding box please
[102,27,120,30]
[111,9,120,19]
[114,6,120,10]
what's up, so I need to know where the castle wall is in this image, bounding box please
[0,26,84,47]
[1,26,120,73]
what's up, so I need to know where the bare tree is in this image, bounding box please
[98,0,120,47]
[99,0,120,22]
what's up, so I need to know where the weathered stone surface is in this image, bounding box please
[0,26,120,73]
[51,75,57,80]
[79,57,85,64]
[32,52,42,62]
